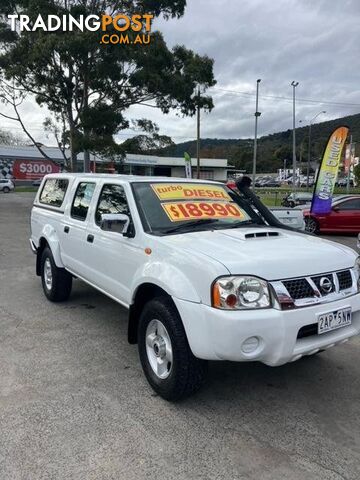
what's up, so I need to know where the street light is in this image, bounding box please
[291,81,299,190]
[252,79,261,186]
[306,110,326,188]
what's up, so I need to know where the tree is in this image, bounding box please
[0,76,51,157]
[121,119,174,153]
[0,1,216,171]
[0,127,24,145]
[354,164,360,186]
[121,133,174,154]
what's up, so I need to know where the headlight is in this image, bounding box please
[212,276,271,310]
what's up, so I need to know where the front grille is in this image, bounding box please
[297,323,318,338]
[337,270,352,290]
[311,274,335,294]
[283,278,314,300]
[277,268,355,308]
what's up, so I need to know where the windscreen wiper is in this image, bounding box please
[224,220,264,229]
[161,218,221,234]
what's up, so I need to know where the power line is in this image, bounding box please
[211,87,360,108]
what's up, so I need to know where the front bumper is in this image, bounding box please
[173,294,360,366]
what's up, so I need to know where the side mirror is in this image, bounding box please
[332,205,340,212]
[100,213,130,235]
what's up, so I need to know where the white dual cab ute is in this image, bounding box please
[30,174,360,400]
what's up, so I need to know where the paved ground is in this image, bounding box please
[1,192,360,480]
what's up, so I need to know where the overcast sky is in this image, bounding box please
[1,0,360,146]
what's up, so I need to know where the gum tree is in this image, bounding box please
[0,0,216,170]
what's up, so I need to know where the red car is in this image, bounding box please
[304,196,360,234]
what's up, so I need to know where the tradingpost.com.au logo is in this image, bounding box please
[7,13,154,45]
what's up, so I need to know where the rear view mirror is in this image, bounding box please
[100,213,130,235]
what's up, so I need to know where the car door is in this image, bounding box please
[83,182,144,306]
[60,180,97,276]
[329,198,360,232]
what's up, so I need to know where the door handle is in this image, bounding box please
[87,234,94,243]
[64,226,70,233]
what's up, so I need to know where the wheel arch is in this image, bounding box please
[128,283,177,344]
[36,226,64,275]
[36,237,49,275]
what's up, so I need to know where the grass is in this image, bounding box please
[255,186,360,207]
[258,195,278,207]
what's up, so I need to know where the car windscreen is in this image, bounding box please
[132,182,264,235]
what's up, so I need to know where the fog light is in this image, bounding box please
[241,336,260,354]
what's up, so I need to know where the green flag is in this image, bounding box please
[184,152,192,178]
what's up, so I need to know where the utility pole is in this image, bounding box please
[196,86,201,179]
[291,81,299,191]
[252,79,261,186]
[307,111,326,188]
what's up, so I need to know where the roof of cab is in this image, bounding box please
[43,173,224,185]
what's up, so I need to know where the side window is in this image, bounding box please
[39,178,68,207]
[337,199,360,211]
[71,182,96,221]
[95,184,130,225]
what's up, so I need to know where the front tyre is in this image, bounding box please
[138,297,207,401]
[40,247,72,302]
[305,216,319,234]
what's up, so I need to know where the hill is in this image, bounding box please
[153,112,360,173]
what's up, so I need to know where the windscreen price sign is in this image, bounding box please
[163,201,246,222]
[13,159,60,180]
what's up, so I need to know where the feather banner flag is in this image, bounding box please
[184,152,192,178]
[311,126,349,215]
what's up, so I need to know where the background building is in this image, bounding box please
[0,145,232,181]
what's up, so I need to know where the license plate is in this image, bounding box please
[318,307,352,335]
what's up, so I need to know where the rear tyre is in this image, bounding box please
[40,247,72,302]
[3,187,10,193]
[138,297,207,401]
[305,217,319,234]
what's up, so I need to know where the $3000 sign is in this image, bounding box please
[162,201,246,222]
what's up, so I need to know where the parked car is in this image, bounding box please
[30,174,360,400]
[304,195,360,234]
[0,178,15,193]
[32,179,42,187]
[269,207,305,230]
[261,179,281,188]
[227,181,304,230]
[336,178,354,188]
[254,176,266,187]
[282,192,313,208]
[284,176,299,186]
[254,176,273,187]
[300,177,315,187]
